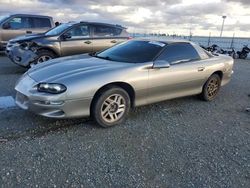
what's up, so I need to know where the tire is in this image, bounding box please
[91,86,131,127]
[200,74,221,101]
[30,49,55,67]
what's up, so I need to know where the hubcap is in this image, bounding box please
[101,94,126,123]
[207,77,219,98]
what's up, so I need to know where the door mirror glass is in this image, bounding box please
[2,22,10,29]
[153,60,170,69]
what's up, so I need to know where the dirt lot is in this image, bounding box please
[0,54,249,187]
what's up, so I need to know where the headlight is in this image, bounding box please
[37,83,67,94]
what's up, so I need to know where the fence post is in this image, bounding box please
[207,32,211,47]
[230,33,235,49]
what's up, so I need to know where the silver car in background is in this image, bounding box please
[15,39,234,127]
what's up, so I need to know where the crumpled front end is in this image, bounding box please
[5,41,38,67]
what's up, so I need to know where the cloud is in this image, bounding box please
[227,0,250,6]
[0,0,250,37]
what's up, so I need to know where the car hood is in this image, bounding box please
[10,33,46,43]
[27,54,132,83]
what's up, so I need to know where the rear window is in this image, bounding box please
[31,17,51,28]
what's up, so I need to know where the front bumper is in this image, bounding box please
[5,43,37,67]
[15,75,92,118]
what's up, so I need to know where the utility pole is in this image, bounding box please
[230,33,235,48]
[220,15,227,37]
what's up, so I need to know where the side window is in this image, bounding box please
[66,25,90,39]
[30,17,52,28]
[93,25,121,37]
[8,17,31,29]
[157,43,201,64]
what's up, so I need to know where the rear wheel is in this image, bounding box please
[91,86,131,127]
[200,74,221,101]
[30,49,55,67]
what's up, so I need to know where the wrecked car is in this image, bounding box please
[5,21,129,67]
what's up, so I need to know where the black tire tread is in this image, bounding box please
[91,86,130,127]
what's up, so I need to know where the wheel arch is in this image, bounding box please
[37,47,59,57]
[90,82,136,112]
[211,70,223,79]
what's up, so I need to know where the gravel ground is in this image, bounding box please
[0,54,249,187]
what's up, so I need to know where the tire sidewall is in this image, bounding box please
[30,50,55,67]
[202,74,221,101]
[92,87,131,127]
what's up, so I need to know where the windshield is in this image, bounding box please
[0,15,8,24]
[95,40,166,63]
[45,23,72,36]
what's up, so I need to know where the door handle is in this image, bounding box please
[84,41,91,44]
[198,67,205,71]
[26,30,32,34]
[111,40,117,43]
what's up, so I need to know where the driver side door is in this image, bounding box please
[60,24,93,56]
[148,42,207,104]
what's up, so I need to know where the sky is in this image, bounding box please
[0,0,250,37]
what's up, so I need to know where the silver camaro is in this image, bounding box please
[15,39,234,127]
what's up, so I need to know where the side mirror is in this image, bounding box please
[62,33,71,40]
[2,22,10,29]
[153,60,170,69]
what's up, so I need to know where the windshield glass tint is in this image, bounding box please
[45,23,71,36]
[96,40,165,63]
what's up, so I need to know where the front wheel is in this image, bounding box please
[200,74,221,101]
[30,49,55,67]
[91,86,131,127]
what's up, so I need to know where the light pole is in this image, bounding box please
[220,15,227,37]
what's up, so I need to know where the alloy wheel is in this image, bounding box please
[101,94,126,123]
[206,77,220,99]
[37,55,52,64]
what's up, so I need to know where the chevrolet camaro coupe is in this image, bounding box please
[15,39,234,127]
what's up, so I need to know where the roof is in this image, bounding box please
[65,21,127,29]
[9,14,52,19]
